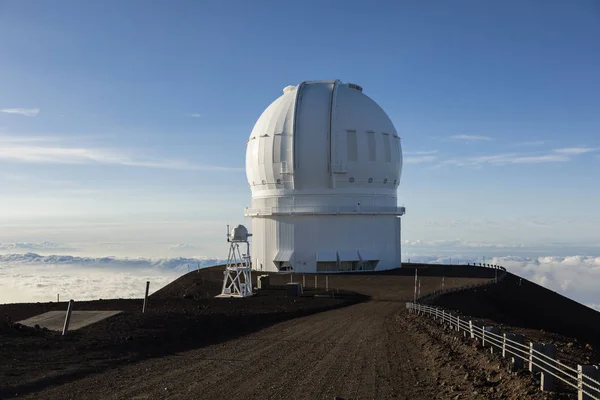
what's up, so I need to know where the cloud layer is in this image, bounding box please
[0,241,64,250]
[0,254,226,304]
[438,146,598,167]
[2,250,599,313]
[0,252,223,269]
[450,135,493,141]
[0,135,241,171]
[1,108,40,117]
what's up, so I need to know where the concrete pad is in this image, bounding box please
[17,310,122,331]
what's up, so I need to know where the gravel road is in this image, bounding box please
[23,301,436,399]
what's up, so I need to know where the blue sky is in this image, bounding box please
[1,0,599,259]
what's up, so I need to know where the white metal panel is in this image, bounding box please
[333,127,347,173]
[394,136,401,180]
[273,249,294,262]
[347,130,358,162]
[338,249,359,261]
[382,133,391,163]
[316,250,337,261]
[367,132,376,162]
[396,216,401,265]
[294,81,334,189]
[245,138,259,186]
[273,134,282,163]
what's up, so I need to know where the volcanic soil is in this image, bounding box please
[0,265,585,399]
[1,267,363,399]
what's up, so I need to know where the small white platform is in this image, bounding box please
[215,293,255,298]
[17,310,122,331]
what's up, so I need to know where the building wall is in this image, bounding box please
[251,214,401,273]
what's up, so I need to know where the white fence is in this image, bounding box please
[407,302,600,399]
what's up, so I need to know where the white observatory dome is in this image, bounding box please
[245,80,405,273]
[246,81,402,195]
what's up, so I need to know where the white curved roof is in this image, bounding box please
[245,80,402,196]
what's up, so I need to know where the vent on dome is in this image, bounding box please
[347,83,363,92]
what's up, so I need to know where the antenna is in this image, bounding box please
[217,224,253,298]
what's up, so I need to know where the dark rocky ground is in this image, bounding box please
[0,267,364,399]
[1,264,597,399]
[430,271,600,366]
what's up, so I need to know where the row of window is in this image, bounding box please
[252,131,400,165]
[315,260,379,272]
[251,176,397,186]
[346,130,398,163]
[275,259,380,272]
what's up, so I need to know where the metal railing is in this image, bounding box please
[407,302,600,399]
[244,205,406,216]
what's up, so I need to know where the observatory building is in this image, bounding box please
[245,80,405,273]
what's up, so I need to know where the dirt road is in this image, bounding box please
[22,301,430,399]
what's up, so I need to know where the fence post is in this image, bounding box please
[142,281,150,313]
[315,275,317,288]
[303,275,305,288]
[442,310,445,325]
[482,326,486,347]
[578,365,600,400]
[62,299,74,336]
[326,275,329,291]
[541,344,556,391]
[469,320,475,339]
[529,342,544,373]
[503,333,514,358]
[456,315,460,332]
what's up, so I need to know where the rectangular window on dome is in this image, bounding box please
[367,131,376,161]
[382,133,391,163]
[273,134,282,163]
[346,130,358,162]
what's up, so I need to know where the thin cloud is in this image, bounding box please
[1,108,40,117]
[510,154,570,163]
[0,135,64,143]
[515,140,546,147]
[449,135,493,141]
[437,148,594,167]
[553,147,599,155]
[404,155,437,164]
[404,150,438,155]
[190,113,203,118]
[0,144,242,171]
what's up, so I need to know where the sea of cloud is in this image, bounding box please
[1,248,599,312]
[0,253,224,304]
